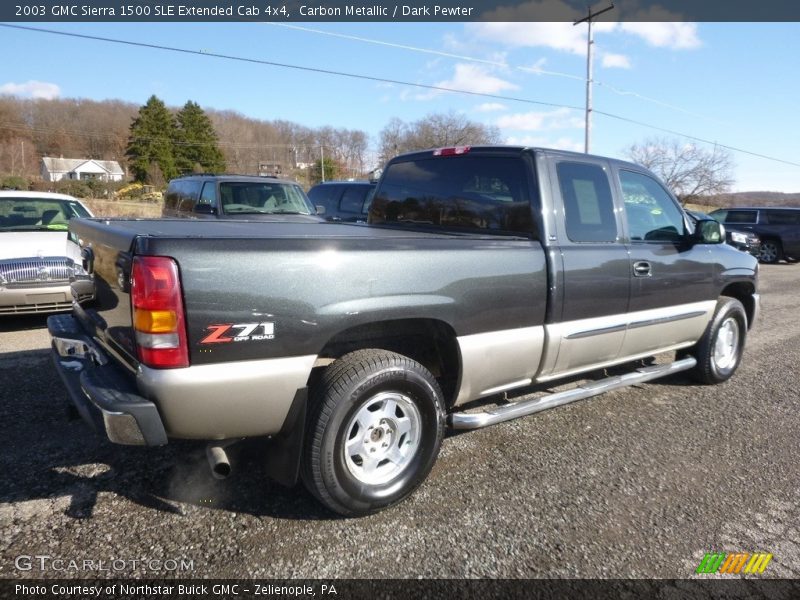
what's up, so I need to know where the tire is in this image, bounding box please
[688,297,747,384]
[302,349,445,516]
[759,239,782,264]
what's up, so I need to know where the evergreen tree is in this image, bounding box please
[175,101,226,175]
[125,95,177,183]
[310,157,344,185]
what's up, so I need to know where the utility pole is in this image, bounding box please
[574,2,615,154]
[320,144,325,182]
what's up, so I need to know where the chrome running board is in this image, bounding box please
[448,356,697,430]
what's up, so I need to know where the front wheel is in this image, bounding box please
[302,349,445,516]
[759,239,782,264]
[688,297,747,384]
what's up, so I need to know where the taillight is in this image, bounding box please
[432,146,470,156]
[131,256,189,368]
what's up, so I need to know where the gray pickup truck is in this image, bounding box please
[49,146,759,516]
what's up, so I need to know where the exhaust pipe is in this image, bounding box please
[206,440,236,479]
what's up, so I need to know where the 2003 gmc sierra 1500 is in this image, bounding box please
[49,146,759,516]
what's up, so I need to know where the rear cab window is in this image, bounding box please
[219,182,313,215]
[370,152,537,237]
[555,161,617,243]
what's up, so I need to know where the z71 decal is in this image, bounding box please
[200,322,275,344]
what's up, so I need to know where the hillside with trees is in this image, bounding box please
[0,95,372,188]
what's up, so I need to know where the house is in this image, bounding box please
[40,157,125,182]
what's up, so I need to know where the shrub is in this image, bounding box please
[0,175,30,190]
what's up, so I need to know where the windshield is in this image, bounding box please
[219,182,313,215]
[0,197,91,231]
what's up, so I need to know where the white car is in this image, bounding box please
[0,191,94,315]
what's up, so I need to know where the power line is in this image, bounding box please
[594,110,800,168]
[1,23,798,170]
[0,23,582,112]
[265,22,718,122]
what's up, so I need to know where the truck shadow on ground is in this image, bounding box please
[0,347,334,522]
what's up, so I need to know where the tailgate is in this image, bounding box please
[70,218,139,370]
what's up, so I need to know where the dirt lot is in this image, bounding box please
[0,265,798,579]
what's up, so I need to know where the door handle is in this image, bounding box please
[633,261,651,277]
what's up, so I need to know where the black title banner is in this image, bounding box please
[3,0,800,22]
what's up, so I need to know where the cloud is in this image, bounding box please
[468,22,596,55]
[496,108,583,132]
[467,1,701,53]
[620,22,701,49]
[0,80,61,99]
[601,53,631,69]
[505,135,584,153]
[436,63,519,95]
[475,102,508,112]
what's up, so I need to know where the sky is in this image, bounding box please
[0,20,798,192]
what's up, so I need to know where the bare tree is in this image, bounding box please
[378,111,502,165]
[626,137,735,203]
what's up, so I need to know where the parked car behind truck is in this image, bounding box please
[163,174,320,222]
[0,191,94,315]
[49,146,759,516]
[686,209,761,258]
[709,206,800,263]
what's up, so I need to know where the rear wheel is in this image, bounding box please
[759,239,782,264]
[688,297,747,384]
[302,349,445,516]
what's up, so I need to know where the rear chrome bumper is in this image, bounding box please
[48,314,167,446]
[48,313,317,442]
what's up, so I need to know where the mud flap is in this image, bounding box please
[264,388,307,487]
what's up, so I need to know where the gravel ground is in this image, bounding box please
[0,264,798,579]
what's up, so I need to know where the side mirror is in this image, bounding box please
[694,219,725,244]
[315,205,326,216]
[194,204,217,215]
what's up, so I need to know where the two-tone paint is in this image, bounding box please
[65,147,758,441]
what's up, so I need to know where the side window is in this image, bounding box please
[363,186,376,214]
[556,161,617,242]
[725,210,758,224]
[307,185,339,214]
[199,182,217,207]
[340,186,369,214]
[176,181,201,213]
[764,210,800,225]
[709,209,727,222]
[619,170,685,242]
[164,183,180,211]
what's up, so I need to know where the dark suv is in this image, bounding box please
[307,180,376,223]
[687,210,760,258]
[709,207,800,263]
[163,174,319,221]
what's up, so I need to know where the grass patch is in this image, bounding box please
[81,198,163,219]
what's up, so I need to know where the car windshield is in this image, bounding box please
[0,197,91,231]
[218,182,313,215]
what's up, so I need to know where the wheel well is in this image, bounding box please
[312,319,461,407]
[720,282,756,329]
[760,237,783,250]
